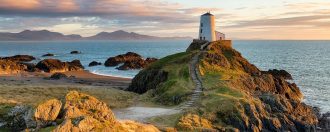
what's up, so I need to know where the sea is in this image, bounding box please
[0,40,329,113]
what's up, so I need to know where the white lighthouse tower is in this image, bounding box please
[199,12,216,41]
[199,12,225,42]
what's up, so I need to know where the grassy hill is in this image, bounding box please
[128,40,319,131]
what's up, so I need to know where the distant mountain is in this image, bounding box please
[0,30,82,41]
[87,30,157,40]
[0,30,191,41]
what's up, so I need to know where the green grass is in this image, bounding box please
[143,52,196,105]
[147,113,183,128]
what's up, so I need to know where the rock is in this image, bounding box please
[50,73,68,80]
[262,69,293,80]
[42,53,55,57]
[53,91,159,131]
[127,69,168,94]
[104,52,142,67]
[88,61,102,67]
[186,39,208,52]
[0,60,28,74]
[70,51,81,54]
[145,57,158,63]
[5,105,35,131]
[20,62,37,72]
[1,55,36,62]
[117,120,160,132]
[36,59,84,73]
[62,91,116,124]
[116,58,146,70]
[34,99,62,127]
[176,114,214,131]
[318,112,330,131]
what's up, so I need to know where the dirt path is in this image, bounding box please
[113,107,180,122]
[180,42,209,110]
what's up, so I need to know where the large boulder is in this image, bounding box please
[2,55,35,62]
[53,91,159,132]
[36,59,84,73]
[62,91,116,124]
[34,99,62,127]
[104,52,142,67]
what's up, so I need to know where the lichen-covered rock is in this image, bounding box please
[117,120,160,132]
[63,91,116,125]
[36,59,84,73]
[4,105,35,131]
[176,114,214,131]
[34,99,62,124]
[53,91,160,132]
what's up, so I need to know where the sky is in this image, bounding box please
[0,0,330,40]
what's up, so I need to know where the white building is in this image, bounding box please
[199,12,225,41]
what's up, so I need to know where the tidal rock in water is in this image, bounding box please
[70,51,81,54]
[42,53,55,57]
[36,59,84,73]
[88,61,102,67]
[104,52,142,67]
[2,55,36,62]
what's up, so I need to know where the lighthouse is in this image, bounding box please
[199,12,225,42]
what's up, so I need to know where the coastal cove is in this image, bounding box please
[0,40,329,113]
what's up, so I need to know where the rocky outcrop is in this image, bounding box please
[195,41,318,131]
[50,73,68,80]
[262,69,293,80]
[105,52,158,70]
[127,69,168,94]
[0,59,28,74]
[42,53,55,57]
[88,61,102,67]
[186,39,208,52]
[36,59,84,73]
[2,55,36,62]
[0,55,37,74]
[105,52,142,67]
[1,91,160,131]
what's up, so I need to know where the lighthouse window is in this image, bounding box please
[200,29,203,33]
[201,23,203,27]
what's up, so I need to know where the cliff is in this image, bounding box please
[128,40,326,131]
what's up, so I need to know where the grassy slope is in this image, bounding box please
[142,52,196,105]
